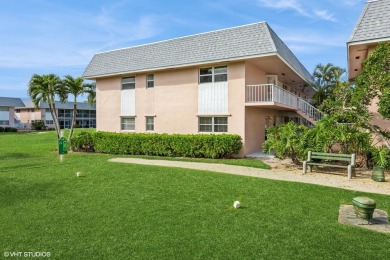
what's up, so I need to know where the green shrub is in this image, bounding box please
[263,122,308,163]
[92,132,242,159]
[71,132,94,152]
[4,127,17,132]
[0,127,4,132]
[263,118,373,165]
[370,146,390,169]
[31,120,46,130]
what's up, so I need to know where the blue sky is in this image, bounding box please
[0,0,366,101]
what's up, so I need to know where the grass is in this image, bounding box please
[1,130,389,259]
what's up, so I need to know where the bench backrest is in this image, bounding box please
[307,151,356,166]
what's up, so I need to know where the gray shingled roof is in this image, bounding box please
[83,22,313,84]
[0,97,25,107]
[21,100,95,110]
[349,0,390,43]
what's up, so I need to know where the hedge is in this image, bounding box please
[71,131,94,152]
[90,132,242,159]
[1,127,17,132]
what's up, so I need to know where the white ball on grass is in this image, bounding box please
[233,201,241,208]
[76,172,81,177]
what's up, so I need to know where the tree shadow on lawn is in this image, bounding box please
[0,176,62,208]
[0,163,47,173]
[0,152,40,161]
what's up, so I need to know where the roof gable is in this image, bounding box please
[349,0,390,43]
[0,97,25,107]
[83,22,313,84]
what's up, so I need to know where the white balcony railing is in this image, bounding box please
[246,84,323,122]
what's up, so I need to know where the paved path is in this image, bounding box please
[109,158,390,196]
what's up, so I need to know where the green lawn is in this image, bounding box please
[1,131,389,259]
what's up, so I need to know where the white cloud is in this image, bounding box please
[258,0,338,22]
[313,10,336,22]
[258,0,308,16]
[0,3,164,69]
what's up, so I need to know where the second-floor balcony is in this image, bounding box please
[246,84,323,123]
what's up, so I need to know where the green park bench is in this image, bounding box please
[303,151,356,179]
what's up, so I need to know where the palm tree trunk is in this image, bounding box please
[68,97,77,143]
[51,98,61,139]
[48,97,60,139]
[48,104,57,138]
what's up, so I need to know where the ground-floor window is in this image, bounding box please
[45,120,53,125]
[59,120,71,129]
[121,117,135,131]
[146,117,154,131]
[0,120,9,125]
[198,117,228,132]
[75,119,95,128]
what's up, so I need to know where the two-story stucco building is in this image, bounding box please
[83,22,320,155]
[348,0,390,133]
[15,101,96,129]
[0,97,25,128]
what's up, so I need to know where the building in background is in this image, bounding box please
[83,22,320,155]
[347,0,390,132]
[0,97,25,128]
[15,101,96,129]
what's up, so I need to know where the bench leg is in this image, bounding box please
[303,161,307,174]
[309,165,313,173]
[348,165,352,179]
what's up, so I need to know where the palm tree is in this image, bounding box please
[62,75,93,142]
[312,63,333,106]
[28,74,66,139]
[84,82,96,104]
[312,63,346,107]
[313,63,334,89]
[330,66,346,88]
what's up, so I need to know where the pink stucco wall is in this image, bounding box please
[243,62,274,154]
[94,60,310,156]
[8,108,15,127]
[227,62,246,149]
[95,62,248,136]
[17,108,44,128]
[369,97,390,146]
[96,77,122,131]
[94,62,253,155]
[137,67,199,133]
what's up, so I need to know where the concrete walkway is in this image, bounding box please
[108,158,390,196]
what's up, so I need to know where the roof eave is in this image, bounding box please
[347,37,390,47]
[83,53,277,80]
[275,53,315,87]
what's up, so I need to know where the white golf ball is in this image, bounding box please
[76,172,81,177]
[233,201,241,208]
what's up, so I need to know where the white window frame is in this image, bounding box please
[146,74,154,88]
[122,77,135,90]
[199,66,227,84]
[198,116,228,133]
[146,116,154,131]
[121,117,135,131]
